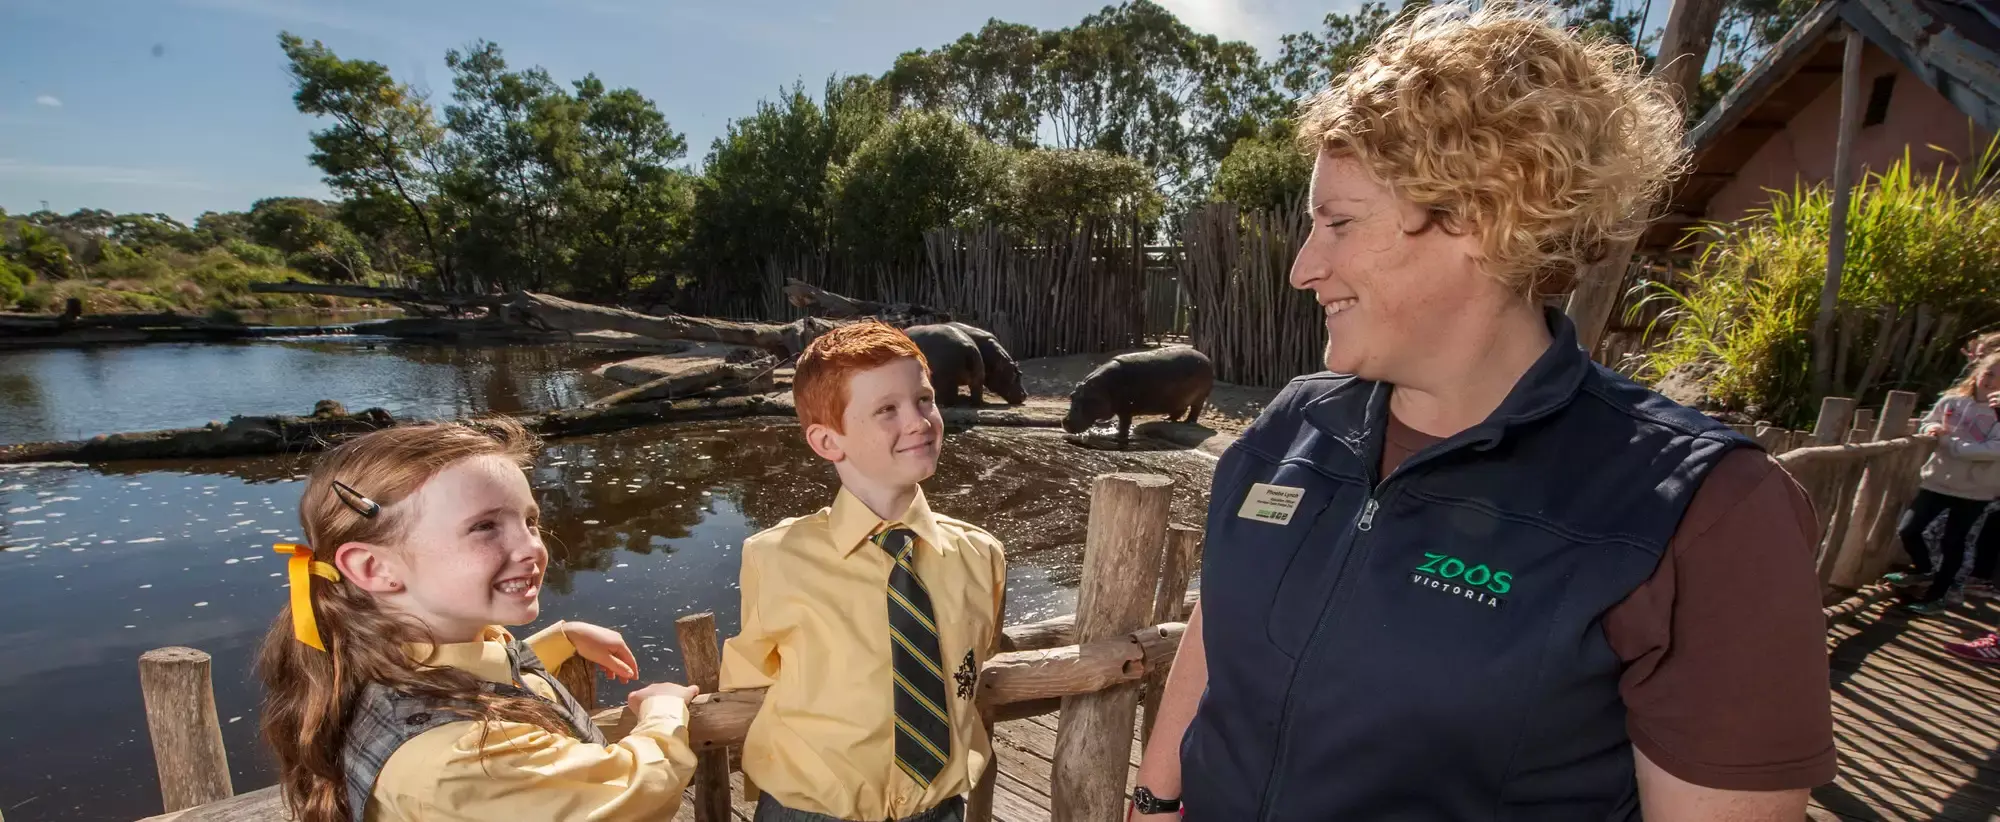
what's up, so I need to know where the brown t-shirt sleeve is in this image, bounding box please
[1602,448,1837,791]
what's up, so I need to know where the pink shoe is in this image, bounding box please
[1944,633,2000,664]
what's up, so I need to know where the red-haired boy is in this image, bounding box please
[720,321,1007,822]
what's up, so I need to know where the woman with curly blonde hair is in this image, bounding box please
[1128,5,1834,820]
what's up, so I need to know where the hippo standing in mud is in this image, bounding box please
[948,322,1027,405]
[906,324,987,405]
[1063,347,1214,448]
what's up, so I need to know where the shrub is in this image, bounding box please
[829,110,1005,263]
[1637,142,2000,426]
[991,148,1162,231]
[0,262,25,308]
[1213,135,1312,213]
[227,241,286,267]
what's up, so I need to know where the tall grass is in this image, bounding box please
[1636,142,2000,427]
[13,247,345,314]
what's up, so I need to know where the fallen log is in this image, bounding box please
[585,362,774,408]
[247,282,494,316]
[504,291,838,357]
[138,621,1186,821]
[0,404,395,464]
[782,279,951,324]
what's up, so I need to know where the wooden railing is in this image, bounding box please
[131,394,1943,820]
[1731,390,1936,601]
[135,473,1201,822]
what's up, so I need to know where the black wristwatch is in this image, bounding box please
[1131,786,1182,814]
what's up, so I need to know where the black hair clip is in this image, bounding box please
[331,480,381,518]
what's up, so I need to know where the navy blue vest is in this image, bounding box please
[1181,310,1750,821]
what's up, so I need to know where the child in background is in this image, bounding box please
[257,419,699,822]
[1897,352,2000,614]
[721,321,1007,822]
[1960,331,2000,600]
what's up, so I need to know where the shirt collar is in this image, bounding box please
[829,486,949,559]
[405,625,517,686]
[1303,305,1588,449]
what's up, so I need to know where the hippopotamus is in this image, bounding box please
[906,324,987,406]
[948,322,1027,405]
[1063,347,1215,448]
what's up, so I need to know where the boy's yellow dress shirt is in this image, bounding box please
[720,487,1008,820]
[367,623,697,822]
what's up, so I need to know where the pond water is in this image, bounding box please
[0,339,628,444]
[0,342,1218,821]
[231,307,406,328]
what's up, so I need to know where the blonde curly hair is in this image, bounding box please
[1297,2,1686,296]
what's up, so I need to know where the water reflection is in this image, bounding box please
[232,308,404,327]
[0,340,629,445]
[0,422,1214,820]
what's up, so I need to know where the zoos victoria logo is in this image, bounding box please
[1411,552,1511,609]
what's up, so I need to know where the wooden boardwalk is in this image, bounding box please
[1818,596,2000,820]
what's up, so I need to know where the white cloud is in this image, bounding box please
[0,158,213,190]
[35,95,61,108]
[1156,0,1275,45]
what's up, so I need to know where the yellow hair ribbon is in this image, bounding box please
[273,543,341,651]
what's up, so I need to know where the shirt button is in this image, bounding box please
[405,712,430,726]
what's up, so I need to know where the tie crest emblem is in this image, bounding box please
[954,650,978,700]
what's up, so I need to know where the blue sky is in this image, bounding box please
[0,0,1668,222]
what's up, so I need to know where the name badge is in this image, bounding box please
[1236,483,1305,525]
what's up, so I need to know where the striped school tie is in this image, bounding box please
[874,526,952,786]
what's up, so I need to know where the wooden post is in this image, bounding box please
[1844,390,1926,584]
[1873,392,1920,442]
[1811,28,1868,401]
[1565,249,1633,358]
[1656,0,1732,106]
[1813,396,1858,445]
[1566,0,1734,355]
[676,613,731,822]
[138,647,232,813]
[1818,422,1879,586]
[1142,525,1201,745]
[1853,409,1877,436]
[1051,473,1174,822]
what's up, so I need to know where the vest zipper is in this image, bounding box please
[1256,487,1387,820]
[1257,436,1451,819]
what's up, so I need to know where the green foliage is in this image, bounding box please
[195,210,254,247]
[692,78,879,273]
[1636,143,2000,426]
[280,32,456,288]
[884,1,1285,207]
[226,241,285,267]
[541,74,695,296]
[884,20,1046,148]
[1273,1,1409,98]
[830,111,1005,261]
[5,223,78,280]
[1690,62,1747,124]
[0,260,28,308]
[992,148,1160,230]
[241,197,370,280]
[1213,135,1312,213]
